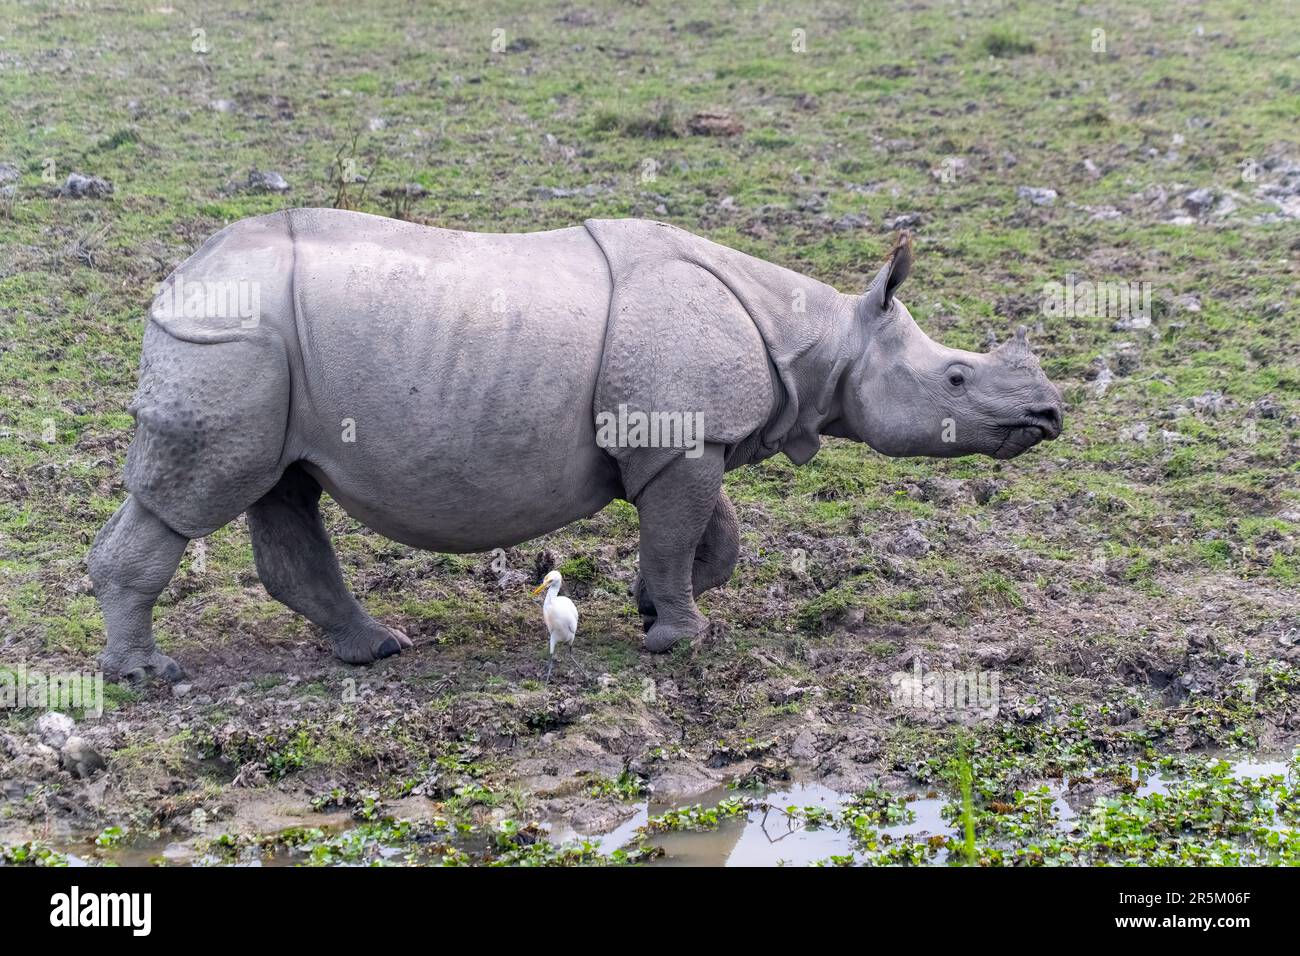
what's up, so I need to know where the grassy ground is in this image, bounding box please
[1,0,1298,865]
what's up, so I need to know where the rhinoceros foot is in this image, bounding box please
[643,615,708,654]
[329,619,413,665]
[100,649,185,684]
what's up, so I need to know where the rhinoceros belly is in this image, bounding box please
[280,210,620,552]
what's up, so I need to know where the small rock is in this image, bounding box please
[1111,313,1151,332]
[172,683,193,699]
[832,213,869,232]
[0,162,19,183]
[1183,187,1216,216]
[1111,342,1142,376]
[209,99,235,113]
[1120,422,1149,442]
[930,157,967,181]
[890,525,931,559]
[1190,390,1228,416]
[687,111,743,136]
[1212,194,1238,218]
[61,737,106,779]
[36,712,75,749]
[247,169,290,193]
[1089,367,1113,397]
[60,172,113,199]
[973,644,1012,667]
[772,685,811,705]
[1016,185,1057,206]
[1251,396,1281,420]
[970,477,1005,505]
[24,743,62,776]
[790,729,817,760]
[884,213,922,231]
[915,477,966,505]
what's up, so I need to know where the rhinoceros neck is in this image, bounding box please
[762,288,859,463]
[729,268,859,465]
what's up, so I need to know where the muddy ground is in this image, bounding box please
[1,1,1298,863]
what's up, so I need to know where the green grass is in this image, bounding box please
[0,0,1297,866]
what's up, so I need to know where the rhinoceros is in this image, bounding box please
[87,209,1063,681]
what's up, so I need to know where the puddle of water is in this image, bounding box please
[552,752,1295,867]
[653,784,852,867]
[551,783,951,867]
[17,753,1296,866]
[1124,758,1292,798]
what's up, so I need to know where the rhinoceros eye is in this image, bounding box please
[945,364,972,389]
[948,372,965,387]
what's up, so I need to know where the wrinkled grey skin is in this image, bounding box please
[88,209,1063,681]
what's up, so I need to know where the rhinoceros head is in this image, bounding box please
[836,234,1064,461]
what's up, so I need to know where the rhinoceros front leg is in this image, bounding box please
[247,465,412,664]
[633,489,740,630]
[630,444,725,653]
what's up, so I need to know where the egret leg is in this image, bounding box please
[544,632,557,682]
[568,643,589,680]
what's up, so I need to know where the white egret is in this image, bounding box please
[531,569,580,681]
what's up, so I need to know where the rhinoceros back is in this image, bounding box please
[263,210,618,550]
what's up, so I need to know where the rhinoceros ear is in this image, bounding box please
[860,231,913,318]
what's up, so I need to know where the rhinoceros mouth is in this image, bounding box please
[993,424,1047,459]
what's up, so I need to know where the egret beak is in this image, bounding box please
[531,582,547,596]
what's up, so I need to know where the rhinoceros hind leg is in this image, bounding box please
[630,445,724,653]
[89,496,189,682]
[632,489,740,633]
[248,465,411,665]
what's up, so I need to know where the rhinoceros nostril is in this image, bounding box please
[1026,405,1063,437]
